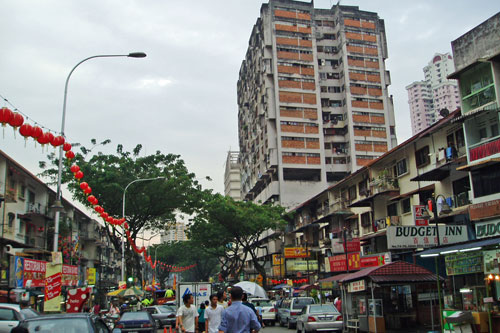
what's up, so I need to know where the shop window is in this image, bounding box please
[401,198,411,214]
[415,146,430,168]
[471,164,500,198]
[393,158,408,177]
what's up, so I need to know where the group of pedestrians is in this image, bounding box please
[176,286,261,333]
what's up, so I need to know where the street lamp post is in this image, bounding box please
[121,177,165,281]
[52,52,147,252]
[422,194,452,332]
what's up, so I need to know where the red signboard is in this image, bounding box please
[44,273,62,301]
[62,265,79,287]
[328,253,360,272]
[23,259,46,287]
[360,255,386,268]
[332,238,361,254]
[413,205,429,226]
[284,247,310,258]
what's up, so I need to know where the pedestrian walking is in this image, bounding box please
[205,294,224,333]
[255,302,264,328]
[218,286,261,333]
[198,303,206,332]
[216,290,228,308]
[177,293,199,333]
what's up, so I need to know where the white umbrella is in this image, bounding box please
[235,281,267,298]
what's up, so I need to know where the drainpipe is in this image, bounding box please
[2,162,7,241]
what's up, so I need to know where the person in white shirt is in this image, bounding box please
[205,294,224,333]
[177,293,199,333]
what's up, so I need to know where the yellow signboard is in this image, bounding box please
[284,247,310,258]
[272,254,284,265]
[87,267,96,285]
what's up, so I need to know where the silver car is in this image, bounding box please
[296,304,342,333]
[0,303,39,333]
[279,297,315,329]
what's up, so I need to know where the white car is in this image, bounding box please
[296,304,342,333]
[250,298,277,326]
[0,303,40,333]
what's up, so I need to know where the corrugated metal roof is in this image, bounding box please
[340,261,438,283]
[371,274,438,283]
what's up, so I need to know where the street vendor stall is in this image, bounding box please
[340,261,442,333]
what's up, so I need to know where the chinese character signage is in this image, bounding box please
[360,253,391,268]
[62,265,79,286]
[348,280,365,292]
[87,267,96,285]
[15,258,46,288]
[44,254,62,312]
[328,253,360,272]
[331,238,361,254]
[413,205,429,226]
[470,199,500,221]
[483,250,500,274]
[284,247,310,258]
[445,252,483,276]
[387,225,468,249]
[285,259,318,272]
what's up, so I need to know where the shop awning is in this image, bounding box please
[340,261,443,283]
[298,284,319,291]
[456,157,500,172]
[360,230,386,241]
[417,237,500,256]
[348,190,400,207]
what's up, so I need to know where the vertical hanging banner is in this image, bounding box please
[44,252,62,312]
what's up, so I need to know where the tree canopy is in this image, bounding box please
[187,194,288,288]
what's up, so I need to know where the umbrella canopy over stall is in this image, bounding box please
[107,286,144,297]
[272,283,289,290]
[234,281,267,298]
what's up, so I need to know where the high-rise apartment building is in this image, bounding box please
[224,151,242,200]
[407,52,461,135]
[238,0,396,209]
[160,222,188,243]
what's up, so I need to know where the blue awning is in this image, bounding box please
[418,237,500,256]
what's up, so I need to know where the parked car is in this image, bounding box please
[0,303,40,333]
[115,311,157,333]
[143,305,177,328]
[249,298,276,326]
[278,297,315,329]
[296,304,342,333]
[19,313,110,333]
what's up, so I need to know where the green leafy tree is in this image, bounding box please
[187,194,288,289]
[40,140,210,280]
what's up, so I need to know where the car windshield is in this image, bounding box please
[21,308,39,319]
[24,318,89,333]
[292,298,314,309]
[158,306,176,313]
[121,312,149,320]
[251,300,272,307]
[309,305,339,314]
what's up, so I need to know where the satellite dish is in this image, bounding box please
[439,108,450,117]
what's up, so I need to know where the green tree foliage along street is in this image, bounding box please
[40,140,211,279]
[187,194,288,288]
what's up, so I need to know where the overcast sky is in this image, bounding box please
[1,1,498,209]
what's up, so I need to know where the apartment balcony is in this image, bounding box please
[331,199,353,215]
[370,176,399,195]
[469,136,500,162]
[5,188,17,203]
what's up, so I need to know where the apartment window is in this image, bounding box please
[387,202,398,216]
[393,159,408,177]
[471,164,500,198]
[358,178,368,196]
[361,212,371,227]
[455,129,465,148]
[415,146,430,168]
[348,185,357,201]
[401,198,411,214]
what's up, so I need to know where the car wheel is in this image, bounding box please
[271,320,275,327]
[287,318,293,329]
[279,317,285,327]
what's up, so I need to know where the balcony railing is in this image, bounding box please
[370,176,399,194]
[469,136,500,161]
[26,202,47,215]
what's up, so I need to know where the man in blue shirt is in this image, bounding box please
[218,286,261,333]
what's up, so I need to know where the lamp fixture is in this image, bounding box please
[459,247,482,252]
[459,288,472,293]
[440,249,458,255]
[421,253,439,258]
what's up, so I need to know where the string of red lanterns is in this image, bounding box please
[1,106,165,271]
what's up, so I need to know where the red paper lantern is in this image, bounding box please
[37,132,51,145]
[19,123,33,138]
[31,126,43,139]
[8,112,24,129]
[45,132,54,145]
[74,171,84,179]
[51,135,65,147]
[65,150,75,159]
[84,187,92,194]
[79,182,88,190]
[0,107,13,126]
[87,195,96,204]
[70,165,80,173]
[101,212,109,219]
[63,142,72,151]
[94,205,102,213]
[106,216,113,223]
